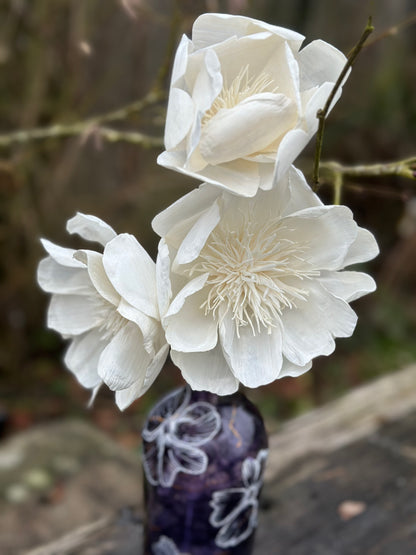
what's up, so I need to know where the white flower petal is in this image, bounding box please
[40,239,82,268]
[279,357,312,378]
[220,315,283,388]
[103,233,158,319]
[64,329,106,389]
[73,249,120,306]
[319,270,377,302]
[200,93,296,166]
[98,321,150,391]
[343,227,379,266]
[116,298,159,354]
[171,346,239,395]
[115,343,169,410]
[48,294,104,335]
[174,199,220,267]
[37,257,93,295]
[280,205,358,271]
[165,287,217,352]
[152,184,221,244]
[164,88,195,150]
[282,281,358,366]
[165,274,208,318]
[298,39,347,89]
[192,13,304,50]
[273,128,310,183]
[192,48,223,113]
[170,33,191,87]
[156,239,173,318]
[67,212,117,246]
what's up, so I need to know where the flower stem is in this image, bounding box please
[312,17,374,190]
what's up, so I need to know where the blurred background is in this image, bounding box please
[0,0,416,508]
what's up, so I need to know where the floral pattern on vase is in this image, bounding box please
[142,386,221,487]
[152,535,186,555]
[209,449,268,548]
[142,387,268,554]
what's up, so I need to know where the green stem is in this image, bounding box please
[312,17,374,190]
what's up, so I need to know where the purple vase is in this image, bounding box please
[141,386,268,555]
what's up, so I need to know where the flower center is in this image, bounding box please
[187,215,319,336]
[202,65,277,126]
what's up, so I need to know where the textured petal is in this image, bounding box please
[67,212,116,246]
[103,234,158,319]
[282,281,358,366]
[152,184,221,244]
[343,227,379,266]
[298,39,347,89]
[164,88,195,150]
[279,205,358,271]
[319,270,376,302]
[191,48,223,113]
[279,357,312,379]
[40,239,82,268]
[156,239,172,318]
[115,343,169,410]
[116,298,159,353]
[220,315,283,388]
[164,274,208,318]
[192,13,304,50]
[164,287,217,352]
[200,93,296,166]
[47,293,104,335]
[73,249,120,306]
[37,257,93,295]
[64,329,106,389]
[174,199,220,266]
[98,321,150,391]
[273,128,310,183]
[171,346,239,395]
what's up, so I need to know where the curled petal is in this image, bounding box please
[67,212,117,246]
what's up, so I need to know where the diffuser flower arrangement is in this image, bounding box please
[37,13,379,555]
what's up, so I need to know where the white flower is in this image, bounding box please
[37,213,169,409]
[153,167,379,394]
[158,13,348,196]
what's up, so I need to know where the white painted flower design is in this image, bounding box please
[158,13,348,196]
[152,536,184,555]
[142,386,221,487]
[153,166,379,394]
[209,449,268,548]
[37,212,169,409]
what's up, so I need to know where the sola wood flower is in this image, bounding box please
[153,167,379,394]
[158,13,348,196]
[37,213,168,409]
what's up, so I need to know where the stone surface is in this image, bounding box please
[0,420,142,554]
[2,365,416,554]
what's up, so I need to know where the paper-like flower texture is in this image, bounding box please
[209,449,268,548]
[158,13,348,196]
[153,166,379,394]
[37,213,169,409]
[142,386,221,487]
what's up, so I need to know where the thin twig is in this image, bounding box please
[0,89,165,149]
[312,17,374,190]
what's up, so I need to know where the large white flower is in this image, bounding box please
[158,13,348,196]
[153,167,379,394]
[37,213,169,409]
